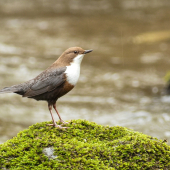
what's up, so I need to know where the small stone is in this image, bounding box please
[43,147,57,160]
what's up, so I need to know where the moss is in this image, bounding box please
[164,71,170,82]
[0,119,170,169]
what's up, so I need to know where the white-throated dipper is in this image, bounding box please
[0,47,93,129]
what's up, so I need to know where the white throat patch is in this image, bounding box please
[65,54,84,86]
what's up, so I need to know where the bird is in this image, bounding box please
[0,47,93,129]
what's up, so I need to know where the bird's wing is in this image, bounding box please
[23,67,66,97]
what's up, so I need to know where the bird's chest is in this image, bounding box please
[65,63,80,86]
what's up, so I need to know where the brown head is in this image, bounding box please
[54,47,93,67]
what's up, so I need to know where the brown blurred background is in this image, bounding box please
[1,0,170,143]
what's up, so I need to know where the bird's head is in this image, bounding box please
[57,47,93,66]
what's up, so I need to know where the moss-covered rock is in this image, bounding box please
[0,120,170,169]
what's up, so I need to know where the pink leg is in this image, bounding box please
[53,103,69,125]
[47,104,67,129]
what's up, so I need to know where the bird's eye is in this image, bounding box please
[74,51,78,54]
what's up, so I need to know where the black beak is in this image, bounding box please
[84,49,93,54]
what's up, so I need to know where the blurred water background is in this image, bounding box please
[0,0,170,143]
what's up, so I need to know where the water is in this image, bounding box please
[0,0,170,143]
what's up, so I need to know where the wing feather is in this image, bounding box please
[23,67,66,97]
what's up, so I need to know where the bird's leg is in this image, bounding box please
[53,103,69,125]
[47,103,67,129]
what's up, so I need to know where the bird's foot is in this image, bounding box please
[47,123,68,129]
[59,120,70,125]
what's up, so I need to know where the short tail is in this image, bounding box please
[0,86,17,94]
[0,83,26,95]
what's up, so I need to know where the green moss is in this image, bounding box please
[0,119,170,169]
[164,71,170,82]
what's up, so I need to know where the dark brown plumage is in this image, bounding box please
[0,47,93,128]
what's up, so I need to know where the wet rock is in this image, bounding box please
[0,120,170,169]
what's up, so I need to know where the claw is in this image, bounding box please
[46,123,68,129]
[59,120,70,125]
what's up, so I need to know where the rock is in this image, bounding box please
[42,147,57,160]
[0,119,170,169]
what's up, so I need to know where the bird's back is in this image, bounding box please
[0,66,72,102]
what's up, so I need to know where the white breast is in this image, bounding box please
[65,54,84,86]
